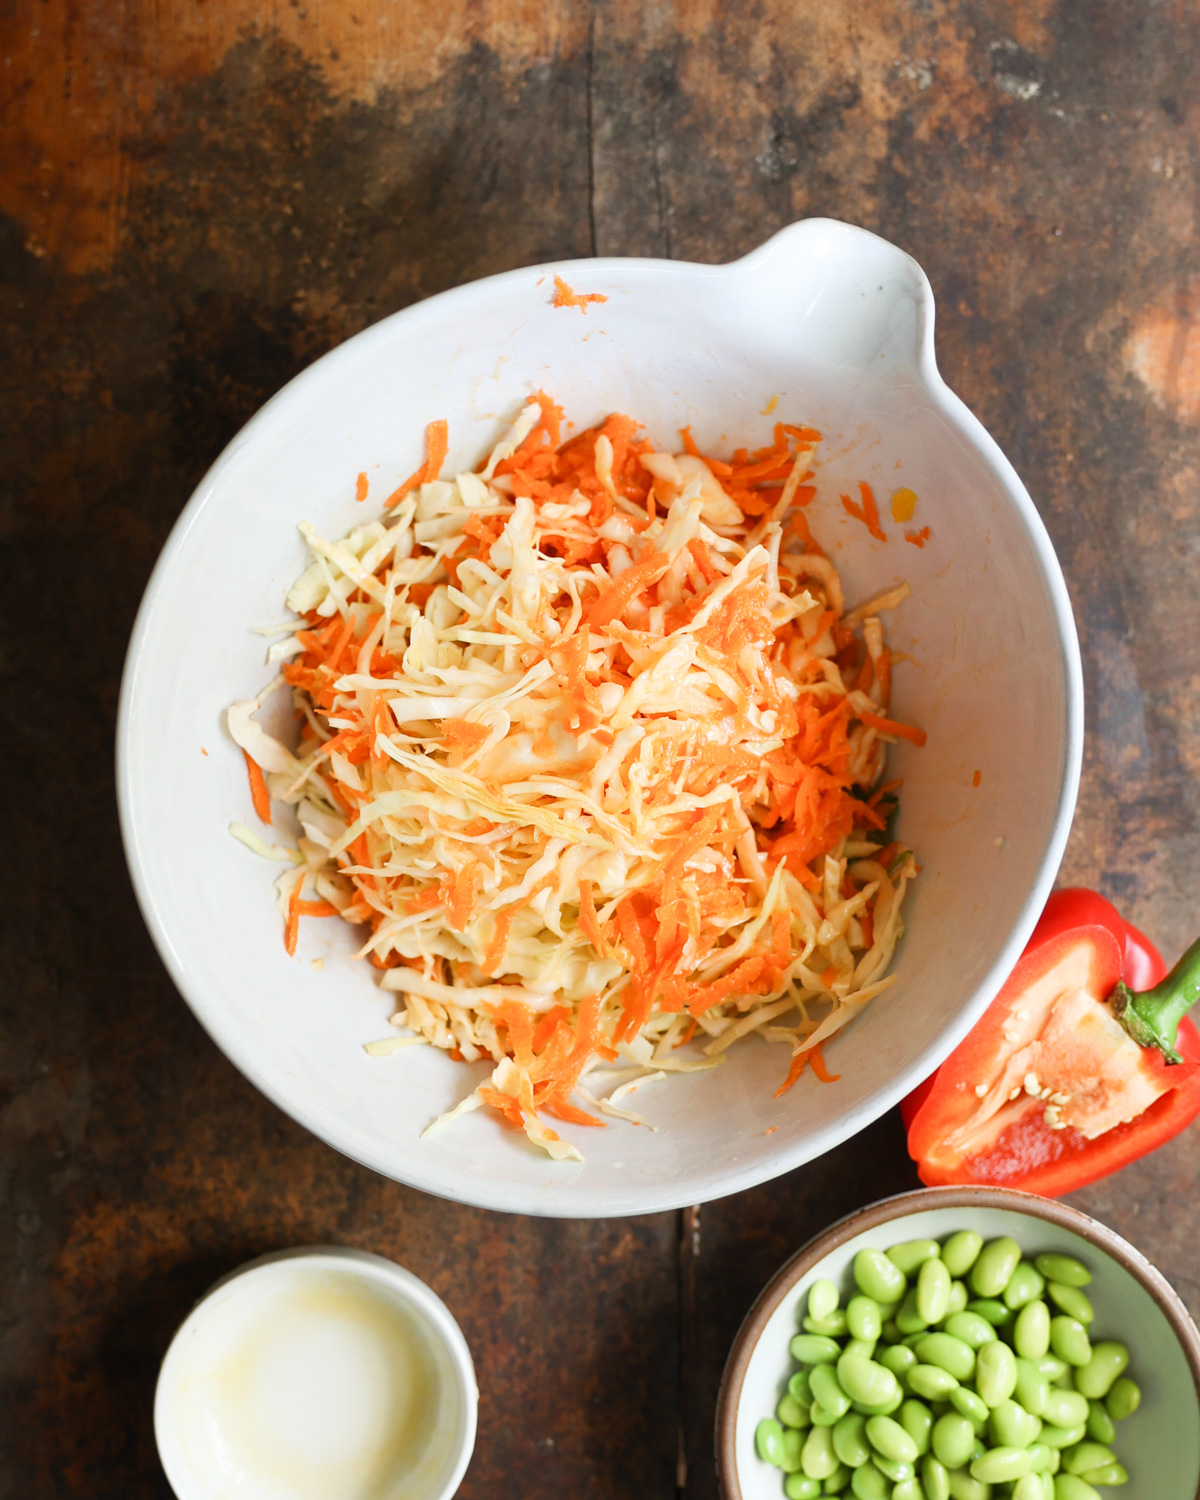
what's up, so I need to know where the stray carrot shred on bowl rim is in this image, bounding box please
[227,395,922,1161]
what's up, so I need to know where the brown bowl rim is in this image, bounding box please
[715,1184,1200,1500]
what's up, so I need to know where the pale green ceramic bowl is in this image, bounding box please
[717,1186,1200,1500]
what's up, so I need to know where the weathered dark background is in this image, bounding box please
[2,0,1198,1494]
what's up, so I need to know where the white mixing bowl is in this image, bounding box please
[117,218,1082,1218]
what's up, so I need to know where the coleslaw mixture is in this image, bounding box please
[228,396,921,1160]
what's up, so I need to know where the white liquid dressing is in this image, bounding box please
[169,1265,457,1500]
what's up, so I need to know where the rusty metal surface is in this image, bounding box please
[2,1,1198,1495]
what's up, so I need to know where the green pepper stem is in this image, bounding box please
[1112,934,1200,1064]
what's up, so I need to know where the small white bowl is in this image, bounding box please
[118,217,1082,1217]
[154,1247,477,1500]
[717,1187,1200,1500]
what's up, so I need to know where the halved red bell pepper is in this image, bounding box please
[903,888,1200,1196]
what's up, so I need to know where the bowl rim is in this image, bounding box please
[116,217,1084,1217]
[153,1244,478,1500]
[714,1184,1200,1500]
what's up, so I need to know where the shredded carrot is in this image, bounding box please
[385,419,449,509]
[905,526,930,548]
[284,884,301,956]
[860,711,928,748]
[355,471,369,501]
[809,1043,840,1083]
[577,879,608,957]
[442,718,491,755]
[551,275,608,313]
[296,899,339,917]
[841,481,887,543]
[244,750,272,825]
[584,547,666,628]
[973,769,982,788]
[774,1050,808,1097]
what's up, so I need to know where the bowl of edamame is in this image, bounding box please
[716,1186,1200,1500]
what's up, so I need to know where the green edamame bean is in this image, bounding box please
[909,1364,960,1400]
[1050,1317,1092,1368]
[849,1462,889,1500]
[1003,1262,1046,1311]
[1034,1253,1092,1288]
[878,1344,916,1377]
[842,1339,876,1362]
[822,1459,850,1493]
[1026,1442,1054,1473]
[945,1470,992,1500]
[783,1428,809,1471]
[850,1461,889,1500]
[1053,1476,1101,1500]
[1047,1282,1094,1325]
[846,1464,888,1500]
[898,1398,933,1456]
[809,1278,841,1320]
[779,1394,812,1428]
[942,1231,984,1278]
[1104,1376,1141,1422]
[1080,1461,1129,1485]
[887,1239,942,1275]
[757,1417,786,1465]
[784,1476,822,1500]
[854,1248,907,1304]
[1074,1340,1129,1399]
[805,1312,850,1337]
[944,1311,998,1349]
[832,1412,871,1468]
[966,1299,1012,1328]
[1085,1399,1114,1444]
[810,1363,852,1421]
[975,1340,1018,1408]
[891,1480,923,1500]
[919,1257,953,1324]
[853,1389,903,1417]
[846,1295,882,1343]
[1013,1357,1049,1417]
[947,1280,969,1315]
[949,1387,990,1428]
[987,1398,1040,1448]
[879,1321,900,1344]
[802,1424,839,1479]
[1038,1421,1087,1449]
[1042,1388,1088,1429]
[836,1354,899,1409]
[970,1237,1021,1298]
[864,1414,919,1465]
[931,1412,976,1468]
[1062,1441,1116,1476]
[790,1371,814,1402]
[922,1454,952,1500]
[1013,1300,1051,1360]
[970,1446,1033,1483]
[869,1454,914,1483]
[793,1334,842,1365]
[895,1289,930,1336]
[1035,1355,1068,1383]
[810,1403,840,1427]
[1012,1476,1045,1500]
[915,1332,976,1382]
